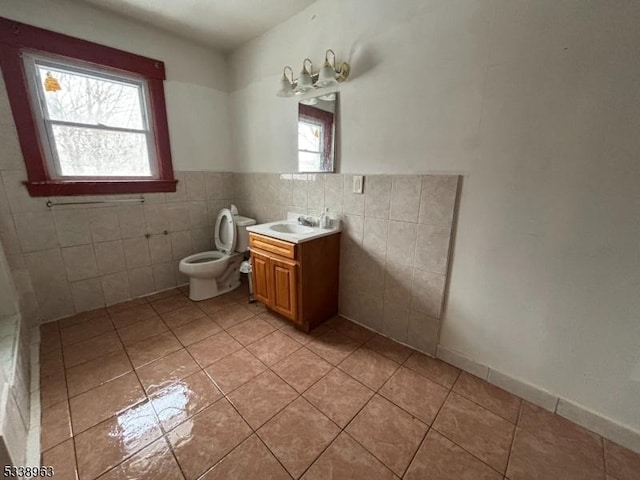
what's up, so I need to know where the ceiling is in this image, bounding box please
[82,0,316,52]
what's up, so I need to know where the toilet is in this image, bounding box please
[179,207,256,301]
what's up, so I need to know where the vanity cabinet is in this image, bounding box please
[249,232,340,332]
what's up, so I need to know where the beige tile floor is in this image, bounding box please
[39,285,640,480]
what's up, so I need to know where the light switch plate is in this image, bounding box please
[352,175,364,194]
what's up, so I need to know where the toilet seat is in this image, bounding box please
[215,208,237,254]
[179,206,255,302]
[182,250,226,265]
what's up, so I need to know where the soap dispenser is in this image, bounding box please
[320,207,331,228]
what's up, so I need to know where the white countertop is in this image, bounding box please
[246,213,341,244]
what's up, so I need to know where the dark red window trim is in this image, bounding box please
[0,17,176,196]
[299,103,334,171]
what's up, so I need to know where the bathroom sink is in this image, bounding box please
[247,213,342,244]
[268,223,314,234]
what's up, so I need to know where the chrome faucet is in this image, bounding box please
[297,216,316,227]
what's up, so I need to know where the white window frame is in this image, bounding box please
[298,118,325,155]
[22,51,159,181]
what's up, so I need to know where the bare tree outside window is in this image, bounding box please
[32,61,154,178]
[298,119,323,172]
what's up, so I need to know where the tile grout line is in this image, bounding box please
[400,363,522,477]
[91,307,166,478]
[199,323,375,478]
[60,315,80,478]
[43,298,623,480]
[170,303,307,478]
[39,287,227,476]
[114,287,214,479]
[255,429,299,479]
[320,347,415,477]
[64,314,101,478]
[51,311,437,428]
[502,400,523,479]
[430,427,508,478]
[449,373,523,425]
[292,354,378,477]
[39,322,71,461]
[214,375,300,478]
[401,381,458,478]
[601,434,608,474]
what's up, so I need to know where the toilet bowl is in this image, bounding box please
[179,207,256,301]
[180,251,230,279]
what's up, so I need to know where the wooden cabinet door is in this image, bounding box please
[251,250,271,306]
[270,257,298,322]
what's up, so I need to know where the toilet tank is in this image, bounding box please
[234,215,256,252]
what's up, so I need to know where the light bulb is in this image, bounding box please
[295,59,314,94]
[316,62,338,87]
[276,75,294,97]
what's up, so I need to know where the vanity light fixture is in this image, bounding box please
[276,66,295,97]
[294,58,314,94]
[317,49,348,87]
[276,49,350,97]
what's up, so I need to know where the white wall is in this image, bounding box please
[0,0,231,171]
[228,0,640,434]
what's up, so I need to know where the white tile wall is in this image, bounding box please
[152,261,176,291]
[0,170,235,322]
[364,175,392,219]
[1,167,459,358]
[390,175,422,223]
[204,172,223,201]
[89,207,121,242]
[14,212,58,252]
[0,213,20,254]
[94,240,126,275]
[53,210,92,247]
[170,231,192,260]
[232,172,460,355]
[101,271,130,305]
[149,235,172,263]
[128,266,155,298]
[61,245,99,281]
[418,175,458,226]
[123,237,151,269]
[118,205,146,239]
[24,249,73,320]
[362,217,389,259]
[188,202,208,228]
[70,278,104,312]
[415,225,451,274]
[185,171,206,200]
[386,221,417,266]
[343,175,365,216]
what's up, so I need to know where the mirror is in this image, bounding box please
[298,92,337,172]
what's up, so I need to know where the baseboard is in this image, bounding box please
[436,344,489,380]
[436,343,640,454]
[486,369,559,412]
[557,398,640,453]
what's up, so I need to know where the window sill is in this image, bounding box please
[24,179,178,196]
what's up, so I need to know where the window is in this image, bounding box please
[298,118,325,172]
[0,17,176,196]
[25,54,157,179]
[298,103,334,172]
